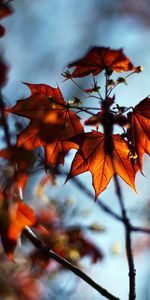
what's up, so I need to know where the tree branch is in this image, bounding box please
[64,173,122,222]
[23,227,120,300]
[113,172,136,300]
[63,173,150,236]
[131,226,150,234]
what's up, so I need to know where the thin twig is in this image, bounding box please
[64,173,122,222]
[131,226,150,234]
[62,172,150,236]
[70,77,101,100]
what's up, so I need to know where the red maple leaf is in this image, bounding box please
[65,47,137,78]
[127,97,150,168]
[0,189,35,259]
[67,131,138,199]
[6,83,84,167]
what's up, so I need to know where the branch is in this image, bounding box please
[23,227,120,300]
[113,172,136,300]
[63,172,150,237]
[0,90,11,148]
[63,173,123,222]
[131,226,150,234]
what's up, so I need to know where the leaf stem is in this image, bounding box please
[70,77,101,100]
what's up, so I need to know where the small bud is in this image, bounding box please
[117,77,127,85]
[111,242,122,255]
[88,223,105,232]
[68,97,82,107]
[107,79,116,88]
[69,249,80,261]
[136,66,144,73]
[61,70,72,78]
[129,150,138,160]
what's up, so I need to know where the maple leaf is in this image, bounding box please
[65,47,137,78]
[67,131,137,199]
[127,97,150,168]
[0,146,34,191]
[6,83,84,167]
[0,190,35,259]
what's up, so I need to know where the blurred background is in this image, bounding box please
[1,0,150,299]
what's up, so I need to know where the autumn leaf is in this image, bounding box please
[8,201,35,240]
[0,146,35,191]
[6,83,84,167]
[6,82,65,120]
[67,131,137,199]
[0,190,35,259]
[127,97,150,168]
[65,47,137,78]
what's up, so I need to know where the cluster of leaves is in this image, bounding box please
[0,1,150,267]
[5,48,150,193]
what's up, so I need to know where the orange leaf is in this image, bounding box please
[8,201,35,240]
[128,97,150,168]
[6,83,84,167]
[67,131,137,199]
[66,47,137,78]
[0,192,35,259]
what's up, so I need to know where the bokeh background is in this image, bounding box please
[1,1,150,299]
